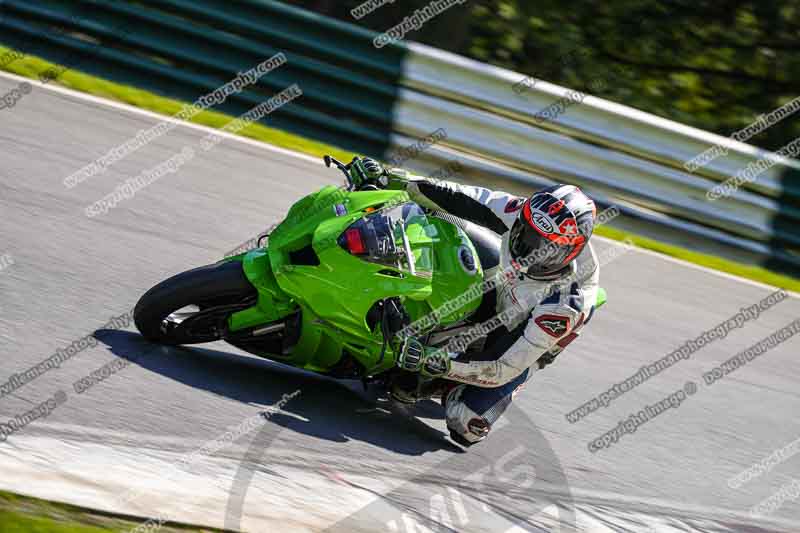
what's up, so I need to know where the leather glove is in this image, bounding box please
[349,157,389,189]
[397,337,451,378]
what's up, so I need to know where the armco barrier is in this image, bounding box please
[401,44,800,204]
[395,88,793,245]
[394,42,800,268]
[0,0,797,269]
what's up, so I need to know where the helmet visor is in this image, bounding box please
[509,218,582,276]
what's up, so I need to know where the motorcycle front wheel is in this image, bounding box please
[134,260,256,345]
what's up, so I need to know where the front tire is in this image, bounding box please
[134,260,256,345]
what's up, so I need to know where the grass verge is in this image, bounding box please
[0,490,226,532]
[0,46,355,164]
[596,226,800,292]
[1,46,798,292]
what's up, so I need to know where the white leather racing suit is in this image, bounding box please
[391,169,601,444]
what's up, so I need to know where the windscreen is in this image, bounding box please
[338,202,436,276]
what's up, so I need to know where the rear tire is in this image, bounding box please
[134,260,256,345]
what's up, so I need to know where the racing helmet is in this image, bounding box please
[508,185,596,278]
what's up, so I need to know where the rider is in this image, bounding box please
[349,157,600,446]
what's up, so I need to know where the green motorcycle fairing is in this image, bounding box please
[227,186,484,376]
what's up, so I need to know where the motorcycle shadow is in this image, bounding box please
[95,329,463,456]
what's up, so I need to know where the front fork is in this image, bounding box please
[227,248,296,333]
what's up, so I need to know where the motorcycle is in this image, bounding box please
[134,156,606,407]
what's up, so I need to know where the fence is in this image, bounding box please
[0,0,405,155]
[1,0,797,269]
